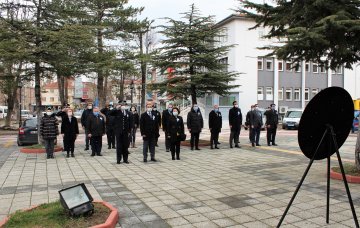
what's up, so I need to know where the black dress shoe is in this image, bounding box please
[66,154,70,158]
[256,144,261,146]
[112,146,116,149]
[84,148,89,151]
[91,154,95,156]
[252,143,255,147]
[124,161,129,164]
[191,148,194,151]
[235,145,240,148]
[151,158,157,162]
[272,143,278,146]
[97,154,103,156]
[176,157,180,160]
[210,146,214,149]
[267,144,271,146]
[217,142,221,145]
[172,157,175,160]
[108,146,111,149]
[195,148,201,150]
[230,145,233,148]
[143,159,147,163]
[215,147,220,149]
[117,161,120,164]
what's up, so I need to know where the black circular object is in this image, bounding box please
[298,87,354,160]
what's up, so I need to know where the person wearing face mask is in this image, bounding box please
[81,102,93,151]
[187,103,204,150]
[101,103,116,149]
[109,101,133,164]
[264,103,279,146]
[209,104,222,149]
[167,107,185,160]
[61,108,79,157]
[152,104,161,147]
[249,104,263,147]
[229,101,243,148]
[245,105,255,142]
[130,106,139,148]
[162,103,173,152]
[40,107,59,159]
[86,107,106,156]
[140,102,159,162]
[56,103,71,151]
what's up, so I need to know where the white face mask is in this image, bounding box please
[46,112,52,116]
[153,108,157,111]
[255,107,258,110]
[67,112,73,116]
[87,106,92,110]
[147,108,153,112]
[234,105,238,108]
[173,112,178,116]
[121,106,126,111]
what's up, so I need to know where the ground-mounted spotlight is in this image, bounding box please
[59,183,94,216]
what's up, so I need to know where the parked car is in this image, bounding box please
[17,118,57,146]
[21,110,31,119]
[0,106,8,119]
[282,109,303,130]
[352,110,359,133]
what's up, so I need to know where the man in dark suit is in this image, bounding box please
[249,104,263,147]
[209,104,222,149]
[101,103,116,149]
[81,102,93,151]
[228,101,242,148]
[86,107,106,156]
[162,103,173,152]
[264,103,279,146]
[109,101,133,164]
[140,102,159,162]
[152,103,161,147]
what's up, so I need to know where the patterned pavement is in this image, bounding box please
[0,129,359,227]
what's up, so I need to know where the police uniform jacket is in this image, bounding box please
[109,109,132,135]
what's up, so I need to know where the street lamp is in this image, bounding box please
[130,80,134,105]
[18,81,23,127]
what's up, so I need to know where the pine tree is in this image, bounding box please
[154,4,238,104]
[239,0,360,170]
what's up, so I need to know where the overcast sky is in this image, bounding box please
[129,0,242,25]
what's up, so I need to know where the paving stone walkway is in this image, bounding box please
[0,132,360,227]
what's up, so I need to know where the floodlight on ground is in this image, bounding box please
[59,183,94,216]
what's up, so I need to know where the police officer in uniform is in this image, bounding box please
[229,101,242,148]
[110,101,133,164]
[209,104,222,149]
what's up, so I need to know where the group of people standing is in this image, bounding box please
[39,100,279,161]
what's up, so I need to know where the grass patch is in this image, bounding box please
[24,144,44,149]
[4,201,110,228]
[333,163,360,176]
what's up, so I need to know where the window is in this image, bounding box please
[304,88,310,101]
[217,27,228,43]
[334,66,343,74]
[266,59,273,71]
[305,62,310,72]
[278,61,283,71]
[258,58,263,70]
[294,63,301,72]
[286,61,292,71]
[312,88,319,98]
[50,97,54,102]
[50,89,54,93]
[285,88,292,101]
[278,88,283,101]
[319,65,326,73]
[257,87,264,100]
[219,57,228,72]
[266,87,273,100]
[294,88,301,101]
[313,63,318,73]
[219,95,236,106]
[206,96,213,106]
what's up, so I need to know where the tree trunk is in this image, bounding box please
[57,73,65,106]
[104,72,108,103]
[140,32,146,113]
[97,29,105,108]
[355,129,360,170]
[64,77,68,105]
[119,71,124,102]
[191,84,197,104]
[35,0,42,145]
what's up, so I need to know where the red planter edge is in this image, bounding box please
[20,147,63,154]
[0,201,118,228]
[91,200,119,228]
[330,168,360,183]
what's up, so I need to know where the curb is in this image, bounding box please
[20,147,63,154]
[0,201,119,228]
[91,201,119,228]
[330,168,360,183]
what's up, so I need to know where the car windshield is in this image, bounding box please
[286,111,302,118]
[24,119,37,127]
